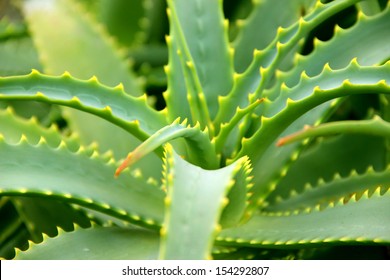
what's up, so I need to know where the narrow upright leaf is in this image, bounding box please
[166,0,233,121]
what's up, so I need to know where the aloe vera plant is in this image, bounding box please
[1,0,390,260]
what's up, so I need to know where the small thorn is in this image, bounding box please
[62,71,71,78]
[30,69,40,75]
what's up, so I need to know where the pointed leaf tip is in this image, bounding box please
[277,125,312,146]
[115,154,134,178]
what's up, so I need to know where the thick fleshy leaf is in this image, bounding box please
[267,166,390,213]
[216,0,362,124]
[166,0,233,121]
[22,0,150,162]
[0,71,167,179]
[0,106,81,151]
[0,135,165,228]
[274,4,390,91]
[233,0,316,72]
[218,187,390,247]
[219,156,253,228]
[239,61,390,209]
[159,146,248,259]
[0,108,93,257]
[269,134,386,204]
[10,197,91,242]
[0,71,166,138]
[115,119,219,176]
[163,31,191,122]
[277,115,390,146]
[22,0,141,93]
[14,225,159,260]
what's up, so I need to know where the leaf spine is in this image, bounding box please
[88,75,99,83]
[113,82,125,91]
[30,69,41,76]
[62,71,72,78]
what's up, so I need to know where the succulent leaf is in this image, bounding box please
[0,107,80,151]
[0,135,165,228]
[272,134,387,204]
[14,225,159,260]
[115,118,219,176]
[278,115,390,146]
[159,145,248,259]
[218,187,390,247]
[166,0,233,122]
[239,61,390,210]
[1,0,389,260]
[22,0,148,161]
[273,4,390,91]
[233,0,316,73]
[216,0,363,125]
[0,71,167,138]
[22,0,140,93]
[267,166,390,213]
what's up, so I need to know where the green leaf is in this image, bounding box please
[0,105,154,253]
[232,0,316,73]
[0,135,165,228]
[159,146,247,259]
[166,0,234,121]
[265,61,390,114]
[0,106,81,152]
[0,107,93,250]
[274,4,390,91]
[219,156,253,228]
[267,167,390,213]
[269,134,387,204]
[239,61,390,209]
[277,115,390,146]
[10,197,91,242]
[217,187,390,247]
[14,225,159,260]
[214,98,263,156]
[164,29,192,122]
[22,0,141,93]
[0,72,166,180]
[216,0,362,126]
[22,0,148,161]
[0,71,167,139]
[115,119,219,176]
[358,0,382,15]
[253,0,363,97]
[165,3,212,132]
